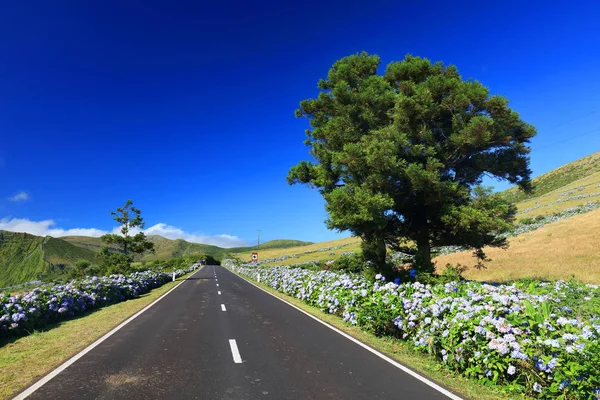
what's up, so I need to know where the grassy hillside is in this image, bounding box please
[42,237,96,267]
[60,235,112,253]
[434,207,600,284]
[0,231,96,288]
[513,170,600,219]
[226,239,313,253]
[143,236,226,260]
[0,231,46,287]
[504,151,600,203]
[236,237,361,265]
[62,235,312,261]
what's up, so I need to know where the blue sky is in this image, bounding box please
[1,0,600,247]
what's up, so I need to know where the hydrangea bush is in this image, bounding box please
[0,266,197,338]
[230,263,600,399]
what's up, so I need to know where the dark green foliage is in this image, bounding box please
[289,52,535,276]
[100,200,155,274]
[67,259,91,280]
[161,253,218,270]
[95,247,133,275]
[101,200,155,257]
[414,264,467,285]
[328,253,365,273]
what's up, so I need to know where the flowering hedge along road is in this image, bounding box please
[0,265,198,338]
[231,264,600,399]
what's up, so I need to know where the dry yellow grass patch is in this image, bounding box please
[434,209,600,284]
[236,236,361,266]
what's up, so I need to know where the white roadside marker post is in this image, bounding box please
[172,271,176,282]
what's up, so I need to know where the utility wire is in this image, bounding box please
[535,126,600,150]
[543,108,600,132]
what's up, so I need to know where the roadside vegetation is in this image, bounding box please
[227,263,600,399]
[227,52,600,399]
[0,269,197,400]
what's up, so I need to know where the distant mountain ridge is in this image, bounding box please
[0,232,311,288]
[60,236,313,260]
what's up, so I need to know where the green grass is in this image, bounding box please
[514,170,600,218]
[42,237,96,269]
[0,269,198,400]
[0,231,97,288]
[233,272,521,400]
[62,235,313,262]
[143,236,226,260]
[236,236,362,266]
[504,150,600,203]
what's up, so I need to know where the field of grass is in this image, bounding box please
[0,269,197,400]
[434,207,600,284]
[514,170,600,218]
[236,236,361,266]
[504,150,600,203]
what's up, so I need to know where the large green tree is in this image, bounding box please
[100,200,154,273]
[288,53,536,275]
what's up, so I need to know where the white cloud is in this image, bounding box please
[0,218,247,248]
[0,218,106,237]
[8,192,29,202]
[144,223,248,248]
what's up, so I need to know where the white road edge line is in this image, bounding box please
[13,268,203,400]
[221,304,227,311]
[218,291,222,295]
[224,268,464,400]
[229,339,242,363]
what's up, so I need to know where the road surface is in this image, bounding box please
[18,265,462,399]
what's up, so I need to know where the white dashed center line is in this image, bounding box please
[221,304,227,312]
[229,339,242,363]
[218,291,221,295]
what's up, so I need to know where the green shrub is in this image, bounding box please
[519,217,535,225]
[328,253,366,273]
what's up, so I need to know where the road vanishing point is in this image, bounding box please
[15,266,463,400]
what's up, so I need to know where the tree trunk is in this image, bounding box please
[361,232,393,279]
[414,227,433,274]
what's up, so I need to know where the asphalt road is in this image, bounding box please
[18,265,461,400]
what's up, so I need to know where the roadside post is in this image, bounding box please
[172,271,176,282]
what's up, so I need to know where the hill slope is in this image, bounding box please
[0,231,96,288]
[504,151,600,203]
[434,207,600,284]
[61,236,313,261]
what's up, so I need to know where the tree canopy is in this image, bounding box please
[100,199,154,273]
[288,53,536,276]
